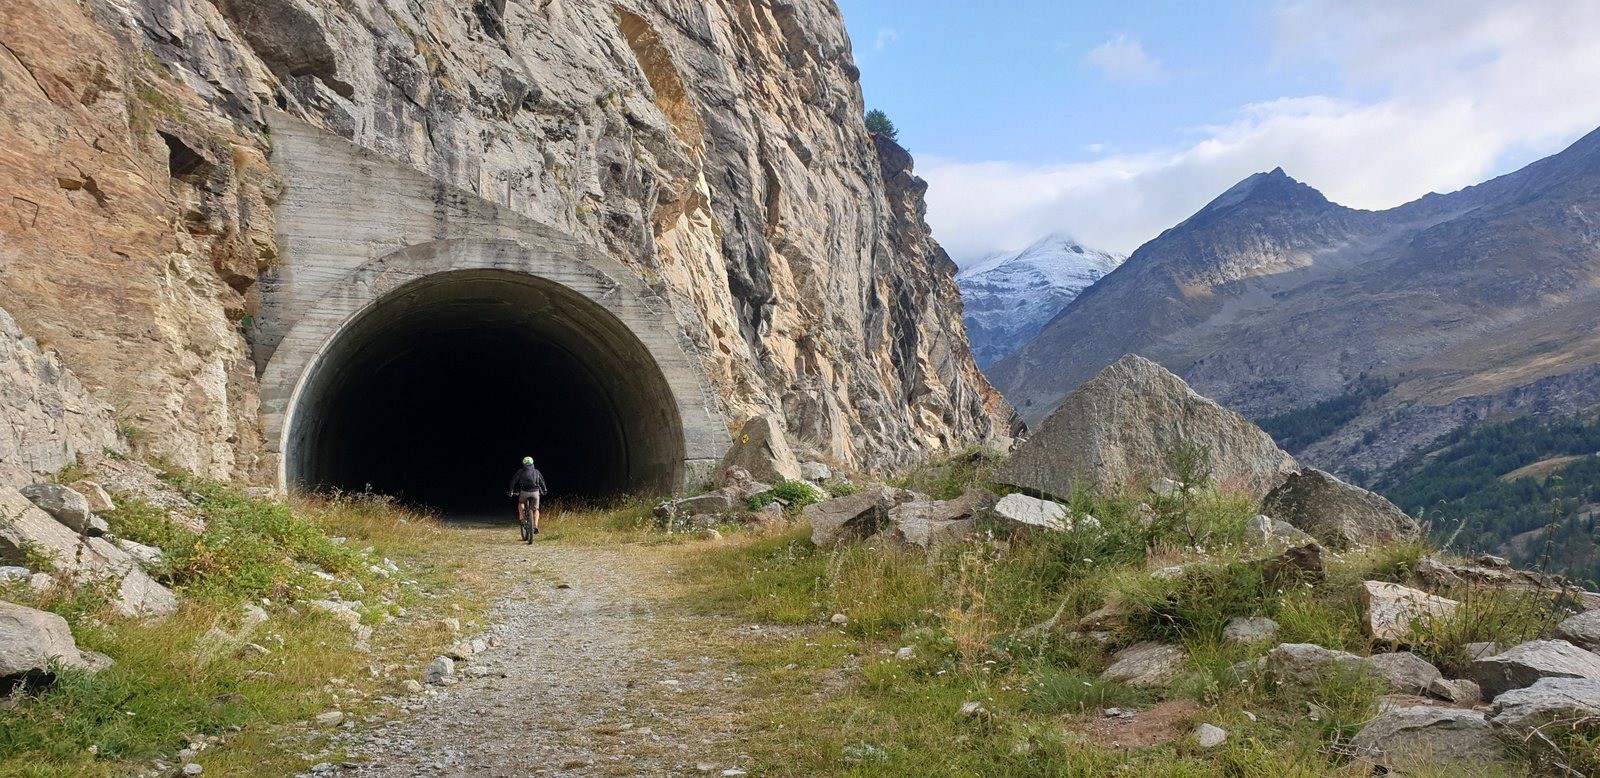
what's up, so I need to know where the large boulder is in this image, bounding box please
[993,355,1297,500]
[1260,468,1421,548]
[1349,706,1513,771]
[1101,641,1186,688]
[1469,640,1600,700]
[991,493,1067,532]
[20,483,106,536]
[1488,677,1600,746]
[0,600,109,685]
[1554,610,1600,651]
[715,415,803,487]
[805,486,917,547]
[0,488,177,618]
[1360,581,1458,643]
[879,488,994,548]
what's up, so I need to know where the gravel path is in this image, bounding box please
[345,528,750,777]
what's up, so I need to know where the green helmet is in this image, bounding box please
[522,456,534,465]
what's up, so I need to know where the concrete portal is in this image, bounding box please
[256,114,726,508]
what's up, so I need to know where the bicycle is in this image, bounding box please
[513,492,540,544]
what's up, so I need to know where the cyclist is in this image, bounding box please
[507,456,548,538]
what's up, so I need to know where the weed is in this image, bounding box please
[745,480,825,512]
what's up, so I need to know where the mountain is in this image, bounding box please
[955,233,1124,367]
[989,128,1600,482]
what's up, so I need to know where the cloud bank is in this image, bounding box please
[925,0,1600,262]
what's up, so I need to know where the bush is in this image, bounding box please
[865,108,898,141]
[746,480,825,511]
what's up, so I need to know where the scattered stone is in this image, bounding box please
[1149,478,1183,498]
[1554,610,1600,651]
[0,488,176,617]
[0,566,29,582]
[438,618,460,634]
[1101,641,1187,688]
[1416,555,1600,611]
[1366,652,1443,694]
[1360,581,1458,643]
[979,436,1015,459]
[114,538,165,569]
[991,493,1067,532]
[314,711,344,727]
[0,600,110,683]
[422,656,455,684]
[1265,643,1368,692]
[700,528,723,541]
[879,488,994,548]
[1470,640,1600,700]
[401,679,424,693]
[446,642,475,660]
[182,763,203,776]
[1243,514,1314,548]
[798,461,832,482]
[1261,468,1420,548]
[1488,677,1600,753]
[992,355,1297,501]
[1192,723,1226,748]
[654,489,739,524]
[1426,678,1481,706]
[805,486,916,547]
[19,483,104,536]
[1464,641,1500,660]
[1252,543,1325,584]
[715,415,803,486]
[895,646,915,661]
[67,480,114,513]
[237,643,270,658]
[958,700,989,717]
[1349,706,1512,771]
[829,613,848,625]
[1222,616,1279,644]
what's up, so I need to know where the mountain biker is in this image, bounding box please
[507,456,548,536]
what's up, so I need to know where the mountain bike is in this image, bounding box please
[514,493,539,544]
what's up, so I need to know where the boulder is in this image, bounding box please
[1360,581,1458,643]
[992,355,1297,500]
[1349,706,1512,771]
[1265,643,1368,692]
[798,461,832,483]
[1252,543,1325,585]
[0,600,109,685]
[1101,641,1186,688]
[879,488,994,548]
[422,656,454,684]
[1243,514,1314,548]
[1464,641,1500,660]
[1192,723,1226,748]
[655,489,740,523]
[1488,677,1600,745]
[991,493,1067,532]
[1260,468,1420,548]
[1366,652,1443,694]
[1554,610,1600,651]
[715,415,803,486]
[0,566,29,582]
[68,480,115,513]
[20,483,106,536]
[1470,640,1600,700]
[0,488,176,618]
[805,486,916,547]
[1427,677,1482,706]
[115,538,165,569]
[1222,616,1279,644]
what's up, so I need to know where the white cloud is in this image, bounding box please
[873,27,899,52]
[929,1,1600,263]
[1082,35,1164,84]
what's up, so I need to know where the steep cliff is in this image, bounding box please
[0,0,1011,479]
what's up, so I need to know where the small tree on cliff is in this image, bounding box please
[865,109,899,141]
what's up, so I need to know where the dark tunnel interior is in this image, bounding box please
[285,270,685,517]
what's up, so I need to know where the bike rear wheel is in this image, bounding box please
[518,504,532,543]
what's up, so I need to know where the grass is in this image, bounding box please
[0,473,495,776]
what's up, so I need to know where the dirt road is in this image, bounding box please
[345,527,752,777]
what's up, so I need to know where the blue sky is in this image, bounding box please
[835,1,1600,263]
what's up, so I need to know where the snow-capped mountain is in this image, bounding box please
[956,233,1125,368]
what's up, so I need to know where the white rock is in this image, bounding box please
[314,711,344,726]
[1192,723,1226,748]
[1360,581,1458,642]
[992,493,1067,531]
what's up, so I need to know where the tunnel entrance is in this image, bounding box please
[284,269,686,516]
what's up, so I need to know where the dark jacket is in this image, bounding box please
[509,464,548,494]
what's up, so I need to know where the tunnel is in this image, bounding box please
[283,268,687,516]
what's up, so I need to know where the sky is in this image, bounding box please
[835,0,1600,264]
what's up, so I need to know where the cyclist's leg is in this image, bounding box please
[531,490,541,532]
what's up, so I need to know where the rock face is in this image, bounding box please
[0,307,122,486]
[0,488,177,618]
[994,356,1297,500]
[1349,706,1511,771]
[717,416,803,486]
[1360,581,1458,643]
[1470,640,1600,700]
[0,600,109,682]
[0,0,1013,481]
[1262,468,1421,547]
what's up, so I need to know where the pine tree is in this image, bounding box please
[865,109,898,141]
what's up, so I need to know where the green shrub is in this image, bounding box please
[745,480,825,511]
[1408,586,1564,676]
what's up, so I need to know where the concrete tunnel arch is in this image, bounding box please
[259,238,728,515]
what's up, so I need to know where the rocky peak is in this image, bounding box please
[1190,167,1333,220]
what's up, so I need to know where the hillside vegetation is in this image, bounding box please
[1376,414,1600,585]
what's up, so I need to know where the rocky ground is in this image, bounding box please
[334,526,752,778]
